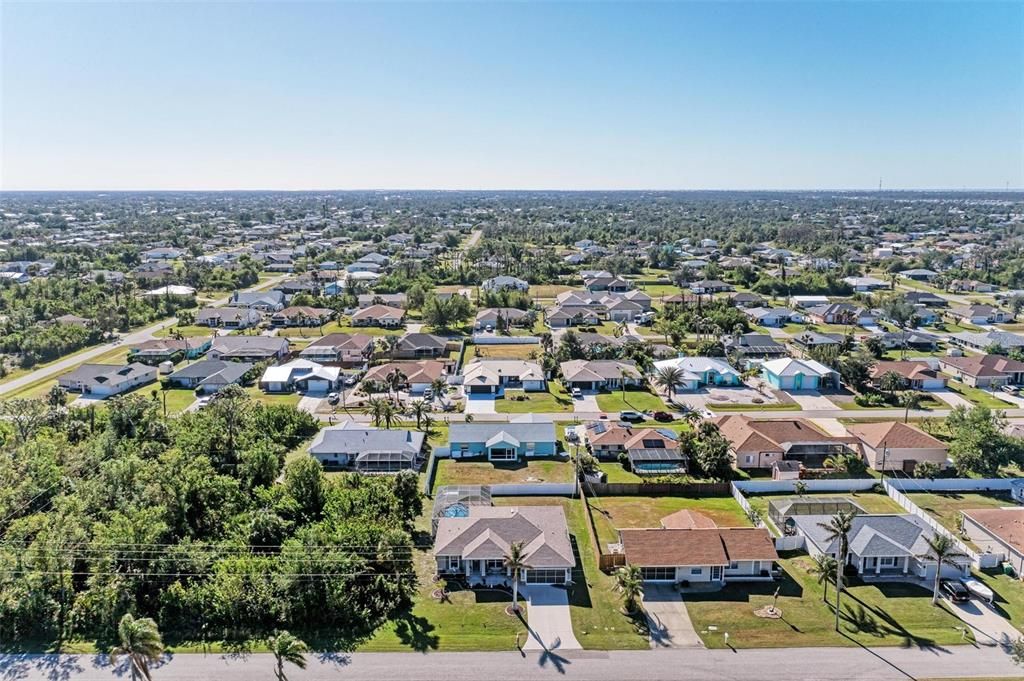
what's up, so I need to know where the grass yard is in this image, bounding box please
[905,491,1016,549]
[599,463,643,483]
[586,495,750,548]
[595,388,667,413]
[157,388,199,414]
[242,386,303,407]
[685,554,972,649]
[153,325,218,339]
[464,343,541,361]
[745,491,906,530]
[709,402,801,411]
[279,321,404,338]
[432,457,573,491]
[946,380,1009,409]
[493,496,649,650]
[495,385,573,413]
[5,345,135,400]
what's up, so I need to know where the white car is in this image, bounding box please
[571,387,583,398]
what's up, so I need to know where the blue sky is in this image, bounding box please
[2,1,1022,190]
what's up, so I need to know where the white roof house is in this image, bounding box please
[259,359,339,392]
[462,360,546,394]
[142,284,196,297]
[651,357,741,389]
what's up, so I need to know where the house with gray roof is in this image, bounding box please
[209,336,290,362]
[481,275,529,292]
[792,514,970,581]
[308,422,425,473]
[228,289,285,312]
[434,505,575,585]
[950,329,1024,352]
[441,418,558,462]
[58,363,157,397]
[166,359,253,394]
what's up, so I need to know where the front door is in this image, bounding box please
[794,373,803,390]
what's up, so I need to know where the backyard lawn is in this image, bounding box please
[945,381,1010,409]
[495,385,573,413]
[493,496,650,650]
[599,463,642,483]
[158,388,199,414]
[905,491,1016,549]
[278,321,404,338]
[432,457,574,491]
[744,491,907,533]
[685,554,973,649]
[464,343,541,361]
[153,325,218,339]
[586,495,751,548]
[243,386,303,407]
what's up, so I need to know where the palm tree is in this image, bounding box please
[817,510,857,631]
[380,401,397,429]
[421,413,436,439]
[386,369,407,403]
[921,534,967,606]
[503,541,531,614]
[899,391,922,423]
[808,553,840,603]
[653,365,684,402]
[879,370,904,396]
[430,377,448,405]
[614,565,645,613]
[364,397,386,426]
[408,400,428,428]
[268,630,308,681]
[110,613,164,681]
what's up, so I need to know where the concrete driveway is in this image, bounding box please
[573,392,601,413]
[643,584,704,648]
[944,595,1022,647]
[931,388,975,409]
[522,586,581,652]
[787,391,840,411]
[298,394,325,414]
[464,394,497,415]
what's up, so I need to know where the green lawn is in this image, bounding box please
[595,388,667,413]
[745,491,906,531]
[278,321,404,338]
[5,345,135,400]
[243,386,303,407]
[464,343,541,361]
[709,402,802,411]
[495,385,573,413]
[946,380,1010,409]
[586,495,750,548]
[158,388,199,414]
[685,554,973,649]
[153,325,219,339]
[906,491,1015,550]
[600,463,642,483]
[432,458,574,492]
[494,496,649,650]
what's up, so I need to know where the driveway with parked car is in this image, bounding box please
[943,589,1022,647]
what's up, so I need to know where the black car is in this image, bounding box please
[940,579,970,602]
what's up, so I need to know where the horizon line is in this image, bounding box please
[2,187,1023,194]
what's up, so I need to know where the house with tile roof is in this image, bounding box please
[462,360,546,395]
[868,360,947,391]
[619,527,778,583]
[845,421,949,473]
[715,414,860,470]
[938,354,1024,388]
[560,359,643,392]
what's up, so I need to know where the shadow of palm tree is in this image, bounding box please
[393,614,439,653]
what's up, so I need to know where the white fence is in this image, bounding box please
[729,482,765,529]
[734,479,879,494]
[775,535,805,551]
[490,483,576,496]
[471,335,541,345]
[887,478,1019,493]
[883,480,981,565]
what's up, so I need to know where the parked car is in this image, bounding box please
[940,579,970,603]
[619,410,645,422]
[423,388,434,399]
[652,411,672,422]
[1000,384,1019,395]
[571,387,583,398]
[327,392,340,405]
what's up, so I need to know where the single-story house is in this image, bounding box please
[481,275,530,292]
[761,357,838,391]
[434,505,575,585]
[845,421,949,473]
[793,514,970,580]
[689,279,734,295]
[394,333,449,360]
[128,338,211,364]
[842,276,888,292]
[474,307,530,331]
[259,359,340,393]
[903,291,947,307]
[271,306,334,327]
[560,359,643,391]
[351,304,406,328]
[619,527,778,584]
[961,508,1024,576]
[805,303,861,325]
[938,354,1024,388]
[362,360,446,394]
[357,293,407,309]
[729,292,766,308]
[947,304,1011,325]
[651,357,741,391]
[949,330,1024,353]
[877,330,941,351]
[58,363,158,397]
[899,269,939,282]
[716,414,860,470]
[299,333,374,366]
[744,307,796,328]
[462,360,546,394]
[209,336,290,362]
[949,279,995,294]
[228,290,285,312]
[791,331,844,354]
[165,359,252,394]
[869,360,947,391]
[545,305,603,328]
[442,418,558,461]
[723,333,790,365]
[587,425,687,474]
[308,422,426,472]
[196,307,262,329]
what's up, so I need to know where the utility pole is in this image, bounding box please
[879,440,888,480]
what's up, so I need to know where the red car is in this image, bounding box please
[652,411,673,422]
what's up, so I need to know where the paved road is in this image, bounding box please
[2,644,1020,681]
[0,274,291,398]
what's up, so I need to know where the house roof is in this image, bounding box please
[961,508,1024,556]
[620,528,778,567]
[168,359,252,383]
[351,304,405,321]
[794,514,957,560]
[660,510,717,530]
[845,421,947,451]
[869,360,941,382]
[951,330,1024,349]
[433,506,575,569]
[362,360,446,385]
[397,333,448,351]
[448,419,556,445]
[560,359,641,383]
[274,305,333,319]
[463,360,545,386]
[652,356,740,380]
[300,333,374,354]
[940,354,1024,377]
[61,362,154,385]
[761,357,834,378]
[211,336,289,356]
[715,415,855,454]
[309,422,425,456]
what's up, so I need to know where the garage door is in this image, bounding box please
[469,385,493,394]
[525,569,566,584]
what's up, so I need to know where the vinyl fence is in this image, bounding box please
[734,479,880,494]
[471,335,541,345]
[489,483,576,497]
[586,481,731,497]
[883,479,984,566]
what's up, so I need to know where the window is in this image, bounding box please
[486,559,504,573]
[690,567,703,575]
[745,455,754,464]
[640,567,675,581]
[729,561,739,570]
[447,556,461,571]
[880,557,896,567]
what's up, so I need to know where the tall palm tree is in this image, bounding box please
[430,377,448,405]
[364,397,386,426]
[380,401,397,429]
[503,541,531,614]
[421,413,435,439]
[899,391,922,424]
[614,565,645,613]
[408,400,428,428]
[921,534,967,606]
[386,369,407,404]
[268,630,309,681]
[653,365,684,402]
[808,553,840,603]
[818,510,857,631]
[110,613,164,681]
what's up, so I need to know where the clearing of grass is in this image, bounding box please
[243,385,302,407]
[945,380,1010,409]
[905,491,1016,549]
[599,463,642,483]
[685,554,973,649]
[586,495,750,548]
[153,325,219,339]
[432,457,573,491]
[709,402,801,412]
[495,385,573,413]
[464,343,541,361]
[493,496,649,650]
[595,389,667,413]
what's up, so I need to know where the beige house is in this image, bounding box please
[845,421,948,473]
